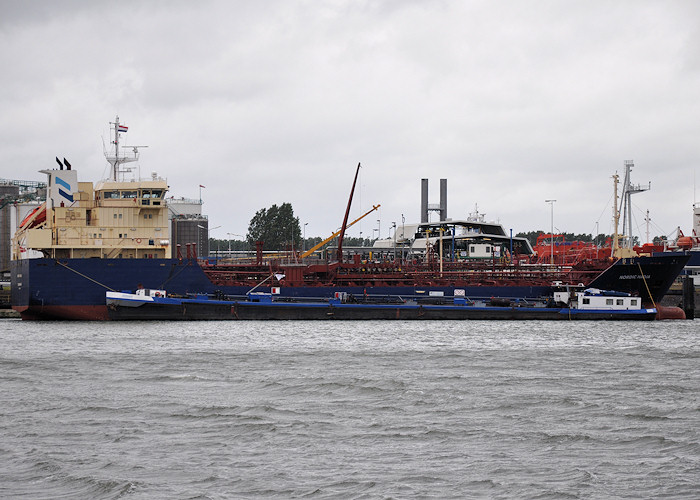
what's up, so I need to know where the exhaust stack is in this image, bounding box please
[421,178,447,222]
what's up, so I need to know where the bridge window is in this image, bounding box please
[141,190,163,199]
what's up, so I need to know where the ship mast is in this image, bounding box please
[620,160,650,250]
[612,173,620,257]
[613,161,649,259]
[105,115,140,181]
[645,209,650,244]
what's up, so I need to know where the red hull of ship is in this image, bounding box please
[14,304,109,321]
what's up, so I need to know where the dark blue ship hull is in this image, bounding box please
[11,253,690,320]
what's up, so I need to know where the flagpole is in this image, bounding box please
[114,116,119,181]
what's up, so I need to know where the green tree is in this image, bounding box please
[247,203,302,250]
[515,231,544,246]
[516,231,607,246]
[343,236,373,247]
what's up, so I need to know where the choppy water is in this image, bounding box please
[0,319,698,499]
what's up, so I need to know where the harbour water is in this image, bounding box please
[1,319,698,499]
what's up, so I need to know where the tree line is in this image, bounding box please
[515,231,609,246]
[515,231,668,247]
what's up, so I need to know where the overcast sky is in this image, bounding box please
[2,0,699,242]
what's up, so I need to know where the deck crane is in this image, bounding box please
[300,204,381,259]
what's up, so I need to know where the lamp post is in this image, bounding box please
[595,222,599,259]
[545,200,556,265]
[401,214,405,263]
[198,224,221,258]
[303,222,308,256]
[226,232,242,257]
[196,224,207,257]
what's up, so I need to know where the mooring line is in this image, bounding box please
[637,262,657,310]
[56,260,117,291]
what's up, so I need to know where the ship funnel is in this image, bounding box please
[55,156,63,170]
[440,178,447,221]
[421,179,428,223]
[64,158,72,170]
[421,178,448,222]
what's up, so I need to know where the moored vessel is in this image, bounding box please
[10,120,690,320]
[104,287,658,321]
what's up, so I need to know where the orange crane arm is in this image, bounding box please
[301,204,381,258]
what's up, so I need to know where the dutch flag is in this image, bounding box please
[118,125,128,133]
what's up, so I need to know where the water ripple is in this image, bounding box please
[0,320,698,498]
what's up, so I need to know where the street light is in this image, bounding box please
[198,224,221,258]
[303,222,308,255]
[595,222,599,259]
[545,200,556,265]
[196,224,207,256]
[226,232,242,255]
[401,214,405,262]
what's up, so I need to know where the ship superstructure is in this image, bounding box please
[12,117,170,260]
[404,208,534,259]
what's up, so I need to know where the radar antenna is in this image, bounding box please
[104,116,147,181]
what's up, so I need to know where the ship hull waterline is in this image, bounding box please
[11,253,690,321]
[105,297,658,321]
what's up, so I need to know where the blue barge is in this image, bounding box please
[105,288,658,321]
